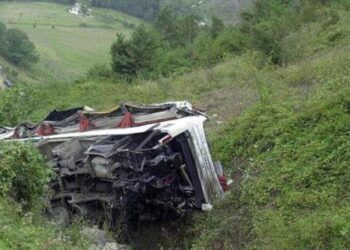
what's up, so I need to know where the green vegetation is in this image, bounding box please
[0,2,141,81]
[193,49,350,248]
[0,54,257,125]
[111,26,162,76]
[89,0,249,24]
[190,1,350,249]
[0,197,90,249]
[0,142,89,249]
[0,22,38,66]
[0,142,50,209]
[109,10,248,78]
[110,0,350,79]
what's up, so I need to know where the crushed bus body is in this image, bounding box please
[0,101,224,230]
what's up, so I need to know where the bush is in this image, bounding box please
[86,63,112,78]
[79,22,89,28]
[192,32,215,64]
[153,47,193,76]
[0,27,39,66]
[0,142,51,210]
[193,28,249,65]
[0,87,36,126]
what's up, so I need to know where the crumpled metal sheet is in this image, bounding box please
[0,101,202,139]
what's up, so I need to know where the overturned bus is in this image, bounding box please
[0,101,224,229]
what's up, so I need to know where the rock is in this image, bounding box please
[81,227,107,248]
[103,242,129,250]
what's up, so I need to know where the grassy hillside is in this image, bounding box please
[191,3,350,249]
[0,2,141,81]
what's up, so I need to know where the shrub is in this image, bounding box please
[86,63,112,78]
[0,142,51,210]
[210,16,225,38]
[192,32,215,64]
[0,86,37,126]
[0,27,39,66]
[153,47,193,77]
[193,28,249,65]
[79,22,89,28]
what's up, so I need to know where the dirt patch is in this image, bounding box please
[197,84,258,134]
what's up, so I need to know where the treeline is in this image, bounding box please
[102,0,350,80]
[0,21,39,66]
[91,0,160,21]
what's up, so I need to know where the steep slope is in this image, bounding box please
[191,4,350,249]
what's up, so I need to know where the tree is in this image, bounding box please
[129,25,161,73]
[210,16,225,38]
[2,28,39,66]
[111,34,136,75]
[155,9,201,46]
[111,26,162,76]
[154,8,178,43]
[111,25,162,75]
[177,13,201,46]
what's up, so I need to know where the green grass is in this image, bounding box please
[0,198,90,250]
[0,52,260,129]
[0,2,142,81]
[0,141,90,250]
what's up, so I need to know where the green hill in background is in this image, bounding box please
[0,2,141,82]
